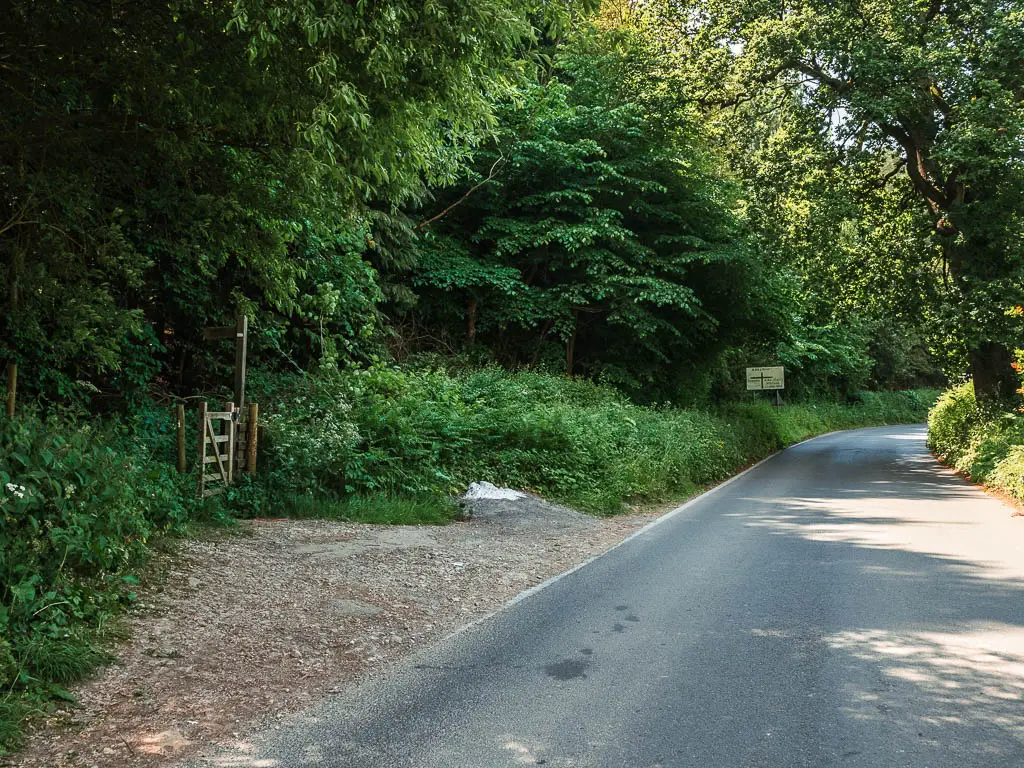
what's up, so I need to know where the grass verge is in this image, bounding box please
[248,368,938,516]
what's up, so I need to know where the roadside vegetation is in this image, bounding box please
[0,413,196,748]
[2,0,1022,755]
[928,375,1024,504]
[243,368,939,517]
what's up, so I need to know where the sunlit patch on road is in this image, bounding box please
[826,624,1024,751]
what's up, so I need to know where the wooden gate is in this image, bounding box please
[198,401,236,497]
[196,400,259,497]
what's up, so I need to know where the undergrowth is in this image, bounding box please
[0,412,194,755]
[243,367,938,516]
[927,380,1024,502]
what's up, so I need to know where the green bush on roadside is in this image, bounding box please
[247,367,938,516]
[927,380,1024,502]
[0,413,193,752]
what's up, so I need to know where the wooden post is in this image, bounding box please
[4,362,15,419]
[201,312,248,411]
[226,402,235,485]
[197,401,208,497]
[246,402,259,474]
[176,404,187,474]
[234,314,248,411]
[6,253,20,420]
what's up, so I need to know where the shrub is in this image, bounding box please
[0,413,191,752]
[248,367,937,515]
[927,381,987,470]
[990,445,1024,500]
[928,379,1024,502]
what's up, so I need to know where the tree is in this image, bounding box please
[658,0,1024,399]
[409,32,778,396]
[0,0,592,402]
[725,93,949,385]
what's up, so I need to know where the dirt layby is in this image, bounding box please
[8,491,661,768]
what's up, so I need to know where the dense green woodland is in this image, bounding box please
[0,0,1022,750]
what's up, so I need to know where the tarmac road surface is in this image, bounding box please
[191,425,1024,768]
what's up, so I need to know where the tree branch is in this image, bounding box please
[877,121,949,212]
[415,154,506,231]
[794,60,847,92]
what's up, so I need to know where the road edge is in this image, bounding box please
[506,449,779,609]
[505,425,884,609]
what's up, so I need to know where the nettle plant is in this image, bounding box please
[0,415,188,696]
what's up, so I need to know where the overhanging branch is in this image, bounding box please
[416,154,506,231]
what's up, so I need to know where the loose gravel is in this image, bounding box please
[5,508,664,768]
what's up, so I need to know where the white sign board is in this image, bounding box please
[746,366,785,391]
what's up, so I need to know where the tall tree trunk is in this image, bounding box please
[467,298,477,341]
[944,233,1019,403]
[969,341,1018,403]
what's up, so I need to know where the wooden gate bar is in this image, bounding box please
[206,410,229,488]
[198,401,236,497]
[226,402,235,485]
[234,316,247,411]
[195,399,259,497]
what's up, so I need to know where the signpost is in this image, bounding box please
[746,366,785,405]
[203,314,248,410]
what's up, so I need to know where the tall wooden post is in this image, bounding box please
[202,312,248,412]
[246,402,259,474]
[234,314,247,410]
[197,401,208,497]
[176,404,187,474]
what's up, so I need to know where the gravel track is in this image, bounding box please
[6,508,662,768]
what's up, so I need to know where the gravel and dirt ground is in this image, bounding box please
[4,497,664,768]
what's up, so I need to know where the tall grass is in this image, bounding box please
[250,367,938,516]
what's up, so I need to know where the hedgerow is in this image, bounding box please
[244,367,937,515]
[927,381,1024,502]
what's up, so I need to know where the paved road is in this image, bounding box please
[199,426,1024,767]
